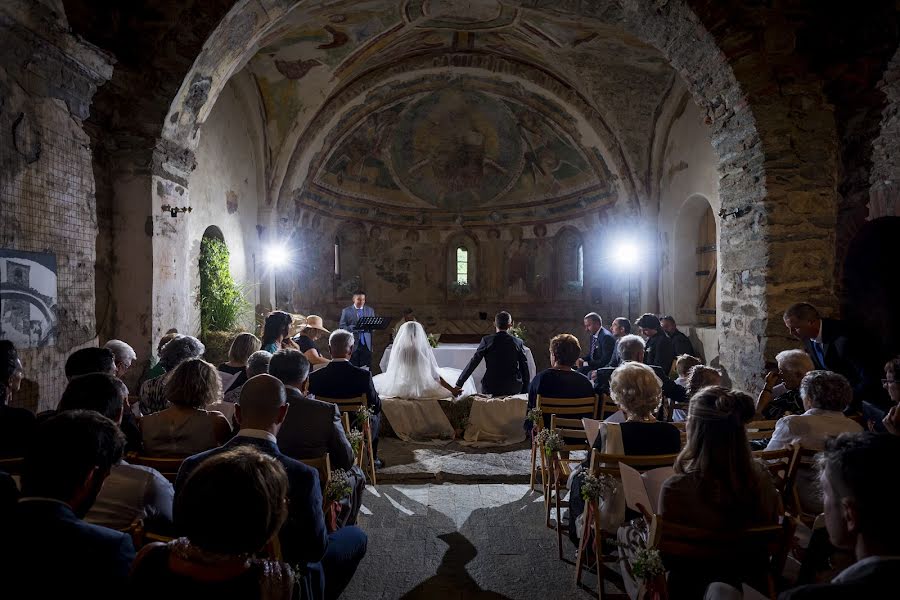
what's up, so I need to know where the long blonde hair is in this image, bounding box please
[164,358,221,409]
[228,333,261,364]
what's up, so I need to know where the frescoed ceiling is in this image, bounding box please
[243,0,676,226]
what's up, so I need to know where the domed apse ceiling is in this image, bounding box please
[245,0,676,226]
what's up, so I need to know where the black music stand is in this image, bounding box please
[350,316,391,369]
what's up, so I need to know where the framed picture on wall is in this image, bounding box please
[0,249,58,347]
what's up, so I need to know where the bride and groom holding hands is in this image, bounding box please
[374,310,531,400]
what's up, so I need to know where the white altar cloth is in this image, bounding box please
[379,342,536,393]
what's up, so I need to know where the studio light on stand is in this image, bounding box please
[608,238,644,320]
[264,242,293,310]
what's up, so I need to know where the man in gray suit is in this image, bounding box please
[338,290,375,368]
[269,349,365,527]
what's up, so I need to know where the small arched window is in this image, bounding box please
[456,246,469,284]
[576,243,584,286]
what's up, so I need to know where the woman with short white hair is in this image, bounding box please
[755,349,814,419]
[104,339,137,379]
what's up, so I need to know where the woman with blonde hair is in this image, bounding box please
[141,358,232,456]
[218,333,261,394]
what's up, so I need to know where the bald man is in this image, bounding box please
[174,374,368,600]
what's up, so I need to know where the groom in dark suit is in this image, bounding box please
[455,311,530,396]
[309,329,383,468]
[339,290,375,368]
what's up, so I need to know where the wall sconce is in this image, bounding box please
[718,206,752,221]
[161,204,192,217]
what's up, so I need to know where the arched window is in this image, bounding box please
[555,228,584,295]
[456,246,469,284]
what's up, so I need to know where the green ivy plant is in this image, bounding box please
[199,236,250,335]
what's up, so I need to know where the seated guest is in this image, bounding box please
[635,314,676,375]
[3,411,135,599]
[0,340,34,457]
[261,310,299,354]
[455,311,531,396]
[139,335,205,415]
[110,376,143,453]
[176,375,367,600]
[271,350,365,500]
[65,347,116,380]
[309,328,383,470]
[134,447,299,599]
[673,354,701,388]
[295,315,331,368]
[657,387,780,597]
[756,349,814,419]
[220,350,272,409]
[660,315,695,357]
[880,356,900,435]
[141,358,231,456]
[526,334,594,432]
[605,317,631,368]
[217,332,260,395]
[593,335,686,408]
[766,370,863,514]
[576,312,616,374]
[779,432,900,599]
[146,331,180,381]
[104,339,137,380]
[57,373,173,530]
[569,362,681,545]
[685,364,723,398]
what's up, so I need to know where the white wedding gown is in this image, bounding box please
[373,322,477,399]
[373,322,476,442]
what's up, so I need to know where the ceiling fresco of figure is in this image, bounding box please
[243,0,676,225]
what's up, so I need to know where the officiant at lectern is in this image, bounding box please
[339,290,375,368]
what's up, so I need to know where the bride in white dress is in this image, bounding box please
[374,321,477,399]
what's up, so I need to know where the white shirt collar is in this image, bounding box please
[237,429,277,444]
[815,320,824,345]
[331,358,350,362]
[833,555,900,583]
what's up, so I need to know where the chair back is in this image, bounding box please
[598,394,618,420]
[753,445,801,509]
[128,454,185,482]
[588,448,679,478]
[746,420,779,441]
[537,394,598,425]
[298,453,332,491]
[341,412,352,435]
[0,456,24,475]
[316,394,367,423]
[549,414,590,453]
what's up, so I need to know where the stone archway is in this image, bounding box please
[120,0,842,391]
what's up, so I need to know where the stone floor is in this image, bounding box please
[376,438,534,483]
[342,482,620,599]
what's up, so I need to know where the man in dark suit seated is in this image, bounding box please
[593,335,686,406]
[309,328,382,470]
[576,312,616,375]
[783,302,867,408]
[635,313,676,376]
[270,349,368,524]
[604,317,631,368]
[660,315,695,357]
[2,410,135,600]
[779,432,900,599]
[176,374,367,600]
[455,311,530,396]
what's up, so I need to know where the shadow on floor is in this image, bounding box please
[400,532,513,600]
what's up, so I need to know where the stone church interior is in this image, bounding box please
[3,0,900,598]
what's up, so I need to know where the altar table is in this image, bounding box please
[379,342,537,393]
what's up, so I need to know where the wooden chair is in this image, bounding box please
[119,518,174,549]
[0,456,24,474]
[598,394,619,420]
[547,414,592,559]
[128,454,185,483]
[641,514,792,600]
[746,419,779,441]
[753,445,801,511]
[316,394,376,486]
[575,449,680,599]
[530,394,598,493]
[784,446,821,527]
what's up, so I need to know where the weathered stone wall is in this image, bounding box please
[0,0,112,411]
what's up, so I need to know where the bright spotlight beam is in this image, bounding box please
[610,240,642,269]
[264,243,292,269]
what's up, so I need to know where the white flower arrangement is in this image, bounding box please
[347,429,364,457]
[355,405,375,428]
[526,408,543,427]
[632,547,665,582]
[325,469,352,503]
[535,428,563,456]
[579,472,618,502]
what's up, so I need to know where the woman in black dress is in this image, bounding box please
[525,334,594,432]
[293,315,331,369]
